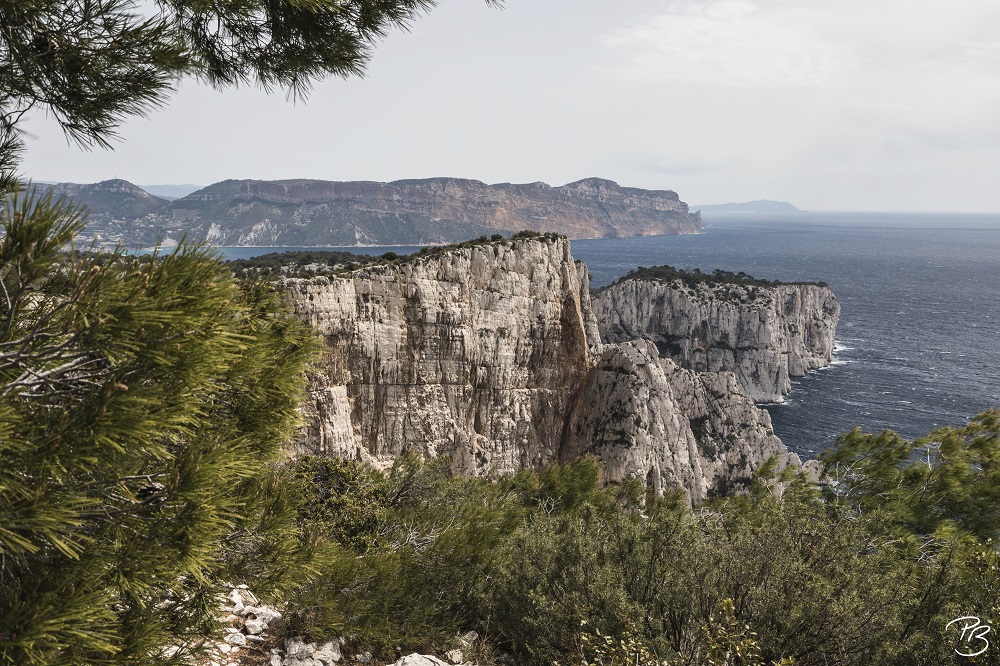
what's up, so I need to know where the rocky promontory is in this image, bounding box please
[593,269,840,403]
[286,236,804,502]
[55,177,704,248]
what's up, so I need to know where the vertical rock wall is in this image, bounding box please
[564,341,793,503]
[288,236,594,477]
[592,280,840,403]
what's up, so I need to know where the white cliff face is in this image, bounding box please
[564,340,796,504]
[592,279,840,403]
[288,236,594,477]
[286,237,806,500]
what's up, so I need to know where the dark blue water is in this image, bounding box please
[571,213,1000,457]
[215,212,1000,458]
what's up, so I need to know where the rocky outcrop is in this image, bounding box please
[193,584,469,666]
[63,177,704,248]
[289,236,799,500]
[593,279,840,403]
[565,341,793,503]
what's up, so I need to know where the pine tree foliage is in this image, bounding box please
[819,410,1000,541]
[0,0,502,188]
[0,187,318,665]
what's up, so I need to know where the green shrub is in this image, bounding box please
[279,419,1000,665]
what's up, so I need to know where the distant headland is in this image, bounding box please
[37,177,705,248]
[693,200,801,213]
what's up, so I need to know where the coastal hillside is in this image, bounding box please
[52,177,704,247]
[286,234,796,503]
[43,179,170,220]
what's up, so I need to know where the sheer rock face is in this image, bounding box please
[564,341,794,503]
[289,236,597,476]
[288,237,801,499]
[592,280,840,403]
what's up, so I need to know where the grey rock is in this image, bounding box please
[279,637,342,666]
[565,340,798,503]
[291,236,594,478]
[391,655,451,666]
[285,638,315,659]
[593,278,840,403]
[227,589,245,615]
[224,632,247,647]
[254,605,283,628]
[243,618,268,635]
[313,641,342,664]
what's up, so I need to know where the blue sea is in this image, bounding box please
[217,212,1000,459]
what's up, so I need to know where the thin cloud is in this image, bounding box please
[598,0,854,88]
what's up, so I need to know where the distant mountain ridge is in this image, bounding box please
[45,177,705,247]
[45,179,171,218]
[694,200,801,213]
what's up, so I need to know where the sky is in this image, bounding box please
[21,0,1000,211]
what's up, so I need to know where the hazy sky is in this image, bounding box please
[21,0,1000,211]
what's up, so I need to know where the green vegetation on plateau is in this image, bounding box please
[604,264,828,291]
[227,231,562,279]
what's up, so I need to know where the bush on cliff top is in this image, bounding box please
[601,264,828,291]
[226,230,566,279]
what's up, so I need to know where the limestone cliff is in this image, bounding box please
[564,341,791,503]
[288,236,798,500]
[289,235,596,475]
[592,277,840,403]
[63,177,702,248]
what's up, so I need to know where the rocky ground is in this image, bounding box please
[194,586,480,666]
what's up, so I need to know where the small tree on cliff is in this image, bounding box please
[0,0,501,188]
[0,188,318,664]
